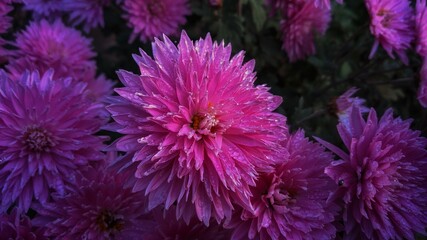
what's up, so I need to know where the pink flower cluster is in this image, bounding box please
[0,1,426,240]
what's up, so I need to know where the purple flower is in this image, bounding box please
[0,2,12,34]
[332,87,369,127]
[317,107,427,239]
[365,0,414,64]
[7,19,96,83]
[63,0,112,32]
[416,0,427,107]
[121,0,190,42]
[281,1,331,62]
[0,208,46,240]
[416,0,427,57]
[418,60,427,107]
[22,0,63,17]
[107,31,288,224]
[226,130,337,240]
[0,70,106,214]
[0,1,12,60]
[144,206,231,240]
[85,74,115,103]
[33,166,153,239]
[33,166,152,239]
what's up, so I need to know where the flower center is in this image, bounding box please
[377,9,392,27]
[22,126,55,152]
[96,210,124,232]
[267,187,295,208]
[191,112,219,134]
[263,176,296,213]
[147,1,164,16]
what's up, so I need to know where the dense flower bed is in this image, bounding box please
[0,1,426,239]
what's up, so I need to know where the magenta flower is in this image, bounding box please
[281,1,331,62]
[317,107,427,239]
[226,130,337,240]
[107,32,288,224]
[416,1,427,107]
[63,0,112,32]
[121,0,190,42]
[33,167,153,239]
[7,19,96,83]
[333,87,369,127]
[85,74,115,103]
[0,70,106,214]
[144,206,231,240]
[365,0,414,64]
[0,208,46,240]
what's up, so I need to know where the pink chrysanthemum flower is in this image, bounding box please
[0,70,106,214]
[365,0,414,64]
[226,130,337,240]
[121,0,190,42]
[281,1,331,62]
[22,0,63,17]
[0,208,46,239]
[33,167,153,239]
[63,0,112,32]
[6,19,96,83]
[144,206,231,240]
[317,107,427,239]
[107,31,288,224]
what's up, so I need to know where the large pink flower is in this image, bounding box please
[317,107,427,239]
[107,31,288,224]
[280,1,331,62]
[121,0,190,42]
[365,0,414,64]
[0,70,106,214]
[226,130,337,240]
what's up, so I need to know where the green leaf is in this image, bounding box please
[340,61,352,78]
[249,0,266,31]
